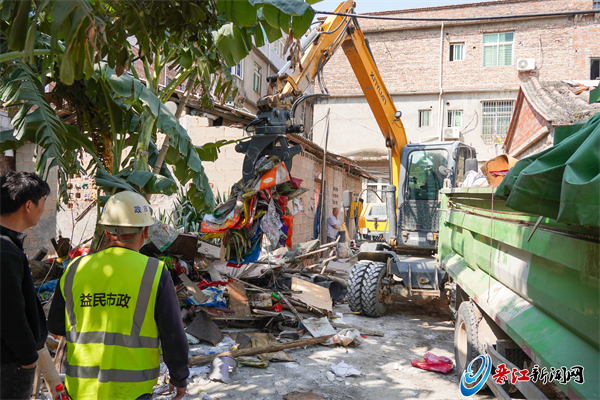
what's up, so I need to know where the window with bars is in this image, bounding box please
[447,110,463,127]
[419,110,431,128]
[483,32,514,67]
[481,100,515,144]
[229,61,243,79]
[594,0,600,9]
[253,63,262,93]
[591,59,599,80]
[450,43,464,61]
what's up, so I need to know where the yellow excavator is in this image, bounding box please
[236,1,479,317]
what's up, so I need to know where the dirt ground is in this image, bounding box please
[153,259,496,400]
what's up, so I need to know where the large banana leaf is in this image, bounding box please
[96,63,214,211]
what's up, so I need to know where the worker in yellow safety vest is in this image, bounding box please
[48,191,189,400]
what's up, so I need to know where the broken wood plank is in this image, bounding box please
[227,282,251,316]
[294,248,327,260]
[189,334,335,366]
[319,256,337,274]
[330,322,385,337]
[291,278,332,312]
[178,273,208,303]
[277,291,303,321]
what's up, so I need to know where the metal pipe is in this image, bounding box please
[319,109,331,242]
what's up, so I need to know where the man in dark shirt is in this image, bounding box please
[1,171,50,399]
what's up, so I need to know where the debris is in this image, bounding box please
[410,352,454,373]
[335,329,363,347]
[302,317,337,345]
[208,355,237,383]
[227,282,251,316]
[188,365,211,378]
[189,334,335,366]
[330,322,385,337]
[326,371,335,382]
[291,277,332,312]
[185,311,224,346]
[236,357,269,368]
[331,361,361,378]
[394,363,404,370]
[179,272,208,303]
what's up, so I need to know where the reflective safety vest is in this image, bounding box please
[60,247,164,400]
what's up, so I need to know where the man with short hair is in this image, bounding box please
[326,207,342,243]
[48,191,189,400]
[1,171,51,400]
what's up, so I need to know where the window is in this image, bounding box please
[481,100,515,144]
[229,61,243,79]
[591,59,599,80]
[273,38,286,59]
[483,32,514,67]
[419,110,431,128]
[406,149,448,201]
[449,43,464,61]
[447,110,463,127]
[594,0,600,9]
[253,63,262,93]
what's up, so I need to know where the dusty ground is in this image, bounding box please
[154,259,496,400]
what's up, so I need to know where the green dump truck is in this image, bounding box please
[438,114,599,399]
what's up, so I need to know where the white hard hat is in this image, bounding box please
[99,191,154,227]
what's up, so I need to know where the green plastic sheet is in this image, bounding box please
[496,112,600,227]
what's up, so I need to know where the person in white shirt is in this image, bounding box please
[326,207,341,243]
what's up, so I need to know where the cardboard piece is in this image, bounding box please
[186,311,224,346]
[480,154,518,186]
[227,282,251,316]
[178,273,208,303]
[291,277,332,312]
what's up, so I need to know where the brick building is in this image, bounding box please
[503,78,600,158]
[312,0,600,195]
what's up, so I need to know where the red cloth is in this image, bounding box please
[410,352,453,373]
[281,215,294,248]
[69,247,90,259]
[196,279,231,290]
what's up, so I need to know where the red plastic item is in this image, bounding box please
[281,215,294,248]
[68,247,90,259]
[410,352,453,373]
[55,384,68,400]
[196,279,230,290]
[270,303,283,312]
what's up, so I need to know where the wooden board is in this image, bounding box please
[178,273,208,303]
[227,282,251,316]
[291,277,332,312]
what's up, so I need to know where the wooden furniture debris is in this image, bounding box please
[227,282,251,316]
[291,277,332,312]
[189,334,334,366]
[178,272,208,303]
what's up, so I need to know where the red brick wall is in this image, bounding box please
[323,1,599,95]
[0,153,15,174]
[509,95,549,151]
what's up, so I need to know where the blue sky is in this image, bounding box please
[313,0,499,13]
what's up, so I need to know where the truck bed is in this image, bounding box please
[439,187,599,400]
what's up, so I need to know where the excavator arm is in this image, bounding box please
[238,1,408,191]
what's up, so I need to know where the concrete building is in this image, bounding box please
[312,0,600,197]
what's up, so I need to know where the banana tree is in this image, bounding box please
[0,0,320,215]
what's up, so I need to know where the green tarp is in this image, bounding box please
[496,112,600,227]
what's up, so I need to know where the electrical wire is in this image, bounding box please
[314,8,600,23]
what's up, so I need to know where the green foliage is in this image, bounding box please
[0,0,316,215]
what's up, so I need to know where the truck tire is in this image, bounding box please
[361,262,390,317]
[347,261,371,313]
[454,301,484,382]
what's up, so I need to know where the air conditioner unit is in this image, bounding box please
[443,127,460,140]
[517,58,536,71]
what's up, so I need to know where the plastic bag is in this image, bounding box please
[198,287,227,308]
[331,361,361,377]
[410,352,454,373]
[260,199,285,252]
[150,220,183,251]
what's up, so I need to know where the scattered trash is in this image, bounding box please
[198,390,213,400]
[283,391,327,400]
[188,365,211,378]
[208,355,238,383]
[410,352,454,373]
[236,357,269,368]
[394,363,404,370]
[335,329,363,347]
[326,371,335,382]
[302,317,337,345]
[331,361,361,378]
